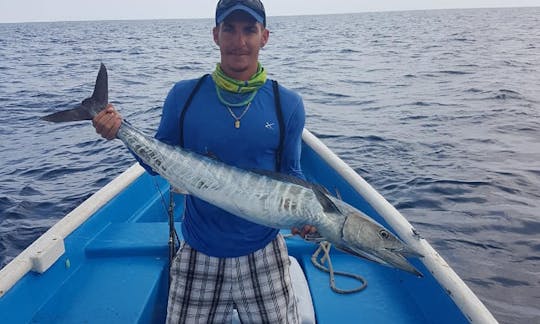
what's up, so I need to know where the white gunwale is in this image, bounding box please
[0,164,145,298]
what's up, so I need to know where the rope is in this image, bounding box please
[152,179,181,292]
[311,241,368,294]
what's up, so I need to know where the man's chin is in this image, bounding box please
[223,64,251,75]
[220,59,258,79]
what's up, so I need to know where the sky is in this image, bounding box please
[0,0,539,23]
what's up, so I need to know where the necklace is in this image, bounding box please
[216,86,257,107]
[225,102,252,129]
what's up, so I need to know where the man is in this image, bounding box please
[93,0,315,322]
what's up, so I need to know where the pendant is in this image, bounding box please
[234,120,240,129]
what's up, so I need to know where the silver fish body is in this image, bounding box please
[119,122,423,276]
[119,122,325,229]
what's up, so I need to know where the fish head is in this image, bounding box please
[334,200,424,277]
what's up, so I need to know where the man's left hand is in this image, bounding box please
[291,225,317,238]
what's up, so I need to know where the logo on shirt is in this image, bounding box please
[265,122,275,130]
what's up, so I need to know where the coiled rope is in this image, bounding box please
[310,241,367,294]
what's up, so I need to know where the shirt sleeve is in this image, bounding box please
[280,93,306,180]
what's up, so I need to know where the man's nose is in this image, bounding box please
[232,31,247,46]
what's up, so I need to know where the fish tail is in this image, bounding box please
[41,63,108,123]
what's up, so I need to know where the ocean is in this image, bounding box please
[1,7,539,323]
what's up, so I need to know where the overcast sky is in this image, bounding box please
[1,0,539,23]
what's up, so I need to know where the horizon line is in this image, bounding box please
[1,5,538,25]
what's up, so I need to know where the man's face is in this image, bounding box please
[213,11,269,80]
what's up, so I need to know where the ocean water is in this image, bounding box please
[1,7,539,323]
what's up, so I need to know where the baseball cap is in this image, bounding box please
[215,0,266,26]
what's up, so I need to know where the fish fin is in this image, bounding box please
[90,63,108,106]
[204,150,220,161]
[170,185,189,195]
[335,187,342,200]
[251,169,340,213]
[312,187,341,213]
[250,169,312,187]
[40,103,93,122]
[41,63,108,123]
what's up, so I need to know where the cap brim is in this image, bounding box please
[216,4,264,25]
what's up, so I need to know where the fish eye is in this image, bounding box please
[379,229,390,239]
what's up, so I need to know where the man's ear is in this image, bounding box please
[213,26,220,46]
[261,28,269,48]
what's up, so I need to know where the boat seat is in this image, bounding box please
[232,256,316,324]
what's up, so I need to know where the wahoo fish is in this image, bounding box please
[42,64,423,276]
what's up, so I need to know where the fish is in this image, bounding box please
[42,63,423,277]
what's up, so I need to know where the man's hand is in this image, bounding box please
[92,104,122,140]
[291,225,317,238]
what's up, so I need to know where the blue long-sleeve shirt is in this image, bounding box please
[137,76,305,257]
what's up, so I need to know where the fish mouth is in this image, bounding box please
[341,244,424,277]
[383,247,424,277]
[388,245,424,259]
[373,246,424,277]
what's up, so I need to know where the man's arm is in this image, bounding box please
[280,94,317,237]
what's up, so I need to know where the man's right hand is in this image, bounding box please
[92,104,122,140]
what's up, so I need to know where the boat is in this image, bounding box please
[0,129,497,323]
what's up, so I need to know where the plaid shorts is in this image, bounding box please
[166,234,300,324]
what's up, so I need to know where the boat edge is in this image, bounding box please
[0,164,145,298]
[301,129,498,324]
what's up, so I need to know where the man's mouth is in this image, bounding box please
[228,50,250,56]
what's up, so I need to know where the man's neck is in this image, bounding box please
[221,66,258,81]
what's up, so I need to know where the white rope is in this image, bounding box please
[311,241,367,294]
